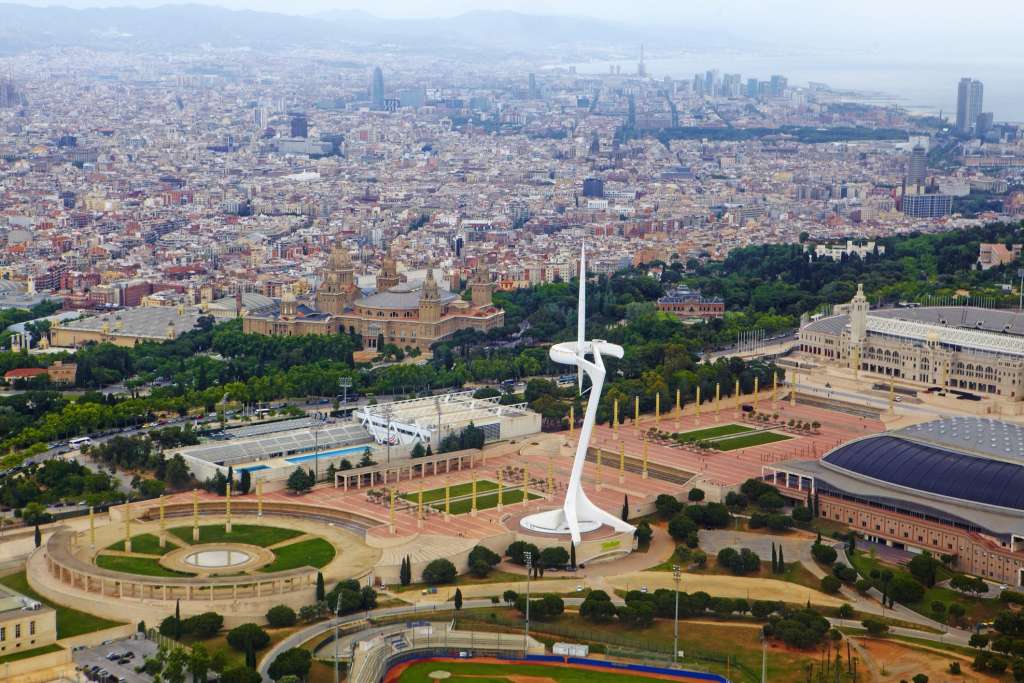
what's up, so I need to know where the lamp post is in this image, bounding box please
[333,587,344,683]
[313,416,324,484]
[524,551,533,655]
[1018,268,1024,311]
[673,564,681,665]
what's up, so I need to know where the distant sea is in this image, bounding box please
[563,50,1024,123]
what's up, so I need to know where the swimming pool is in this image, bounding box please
[285,445,368,464]
[239,464,270,472]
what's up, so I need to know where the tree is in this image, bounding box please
[410,442,426,459]
[539,546,570,569]
[399,555,411,586]
[634,520,653,545]
[580,590,616,623]
[570,542,576,568]
[688,487,705,502]
[33,524,40,548]
[220,667,261,683]
[907,552,942,588]
[667,513,698,541]
[622,494,629,521]
[227,623,270,652]
[422,558,457,584]
[164,647,189,683]
[315,571,325,601]
[187,643,210,683]
[837,603,854,619]
[268,647,312,681]
[820,576,842,594]
[266,605,297,628]
[503,590,518,606]
[238,469,251,495]
[285,467,312,494]
[655,493,682,519]
[175,599,182,640]
[887,573,926,604]
[717,547,760,575]
[811,543,837,565]
[862,618,889,636]
[777,545,785,570]
[454,588,463,611]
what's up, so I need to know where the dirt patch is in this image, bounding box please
[854,638,994,683]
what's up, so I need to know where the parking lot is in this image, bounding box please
[72,635,157,683]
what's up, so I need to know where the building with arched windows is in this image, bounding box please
[243,246,504,351]
[798,285,1024,401]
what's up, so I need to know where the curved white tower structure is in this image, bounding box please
[520,246,636,544]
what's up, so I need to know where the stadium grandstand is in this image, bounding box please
[765,417,1024,586]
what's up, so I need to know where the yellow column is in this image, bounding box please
[695,386,701,422]
[444,481,451,519]
[497,470,503,510]
[547,458,554,495]
[417,488,423,528]
[225,482,232,534]
[791,366,798,406]
[735,378,741,415]
[613,398,619,439]
[522,465,529,506]
[88,506,95,548]
[753,376,759,412]
[124,502,132,554]
[889,380,895,414]
[619,442,625,484]
[634,396,639,428]
[257,479,263,517]
[655,392,661,426]
[715,382,721,422]
[389,488,395,533]
[675,388,681,415]
[642,435,649,480]
[596,448,603,490]
[772,372,778,405]
[158,495,166,548]
[471,476,478,517]
[569,405,574,435]
[192,489,199,542]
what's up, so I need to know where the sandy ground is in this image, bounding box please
[606,571,845,607]
[852,638,995,683]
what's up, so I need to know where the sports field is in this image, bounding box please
[673,424,753,440]
[393,659,703,683]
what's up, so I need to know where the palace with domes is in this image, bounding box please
[242,244,505,352]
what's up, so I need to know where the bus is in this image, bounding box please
[69,437,92,448]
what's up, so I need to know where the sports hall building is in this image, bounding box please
[765,417,1024,586]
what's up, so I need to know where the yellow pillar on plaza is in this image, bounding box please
[497,470,503,510]
[642,436,649,480]
[619,442,625,484]
[471,477,478,516]
[547,458,554,495]
[225,482,232,534]
[655,392,661,427]
[257,479,264,517]
[192,489,200,542]
[569,405,574,435]
[695,386,701,421]
[675,388,681,414]
[417,488,424,528]
[753,377,759,412]
[124,502,132,554]
[889,380,896,414]
[596,448,603,489]
[772,372,778,405]
[522,465,529,506]
[715,382,721,422]
[634,396,639,427]
[613,399,619,438]
[389,488,396,533]
[735,378,741,415]
[444,481,451,518]
[791,366,798,406]
[89,506,95,548]
[158,495,166,548]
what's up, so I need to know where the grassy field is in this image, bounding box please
[393,569,566,594]
[713,431,792,451]
[848,550,1002,624]
[672,424,753,440]
[400,480,499,504]
[0,571,124,638]
[260,538,336,572]
[0,643,63,664]
[107,533,178,555]
[396,660,687,683]
[168,524,303,547]
[446,489,542,515]
[95,554,194,578]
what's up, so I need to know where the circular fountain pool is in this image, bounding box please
[183,549,252,568]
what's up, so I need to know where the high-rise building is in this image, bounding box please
[769,75,788,97]
[956,78,984,134]
[289,112,308,139]
[582,177,605,198]
[908,144,927,185]
[746,78,759,98]
[902,193,952,218]
[637,44,646,77]
[528,72,539,98]
[976,112,995,138]
[371,66,385,111]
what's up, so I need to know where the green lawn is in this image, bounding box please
[107,533,178,555]
[445,489,542,515]
[397,660,680,683]
[673,424,753,440]
[95,554,194,578]
[400,480,499,504]
[848,550,1002,624]
[0,643,63,664]
[259,538,336,572]
[168,524,303,547]
[713,431,792,451]
[0,571,124,638]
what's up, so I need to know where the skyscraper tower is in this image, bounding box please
[956,78,984,134]
[289,112,308,139]
[637,44,646,78]
[908,144,927,186]
[371,66,385,111]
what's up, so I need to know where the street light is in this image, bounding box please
[672,564,681,665]
[333,587,344,683]
[524,551,533,655]
[1018,268,1024,311]
[313,416,324,484]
